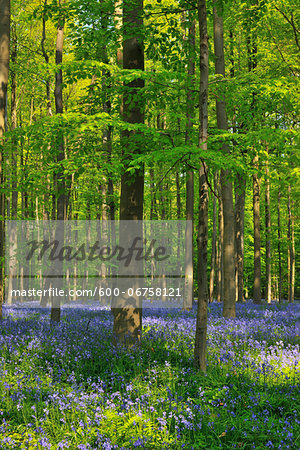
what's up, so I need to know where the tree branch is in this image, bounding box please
[265,23,296,76]
[274,5,300,52]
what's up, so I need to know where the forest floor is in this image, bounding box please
[0,301,299,449]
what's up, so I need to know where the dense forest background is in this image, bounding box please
[0,2,299,446]
[0,0,299,311]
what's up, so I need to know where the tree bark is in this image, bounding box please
[277,186,282,302]
[112,0,144,345]
[265,161,271,303]
[0,0,10,318]
[100,0,115,225]
[41,0,52,117]
[235,174,246,302]
[216,176,223,302]
[213,2,236,318]
[6,23,17,305]
[287,185,295,303]
[10,23,17,215]
[209,173,217,302]
[184,18,195,309]
[51,0,66,323]
[194,0,209,372]
[247,0,261,304]
[253,154,261,304]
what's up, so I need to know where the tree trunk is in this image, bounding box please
[10,23,17,216]
[209,172,217,302]
[213,2,236,318]
[194,0,209,372]
[100,0,115,224]
[184,18,195,309]
[51,0,65,323]
[41,0,52,117]
[265,161,271,303]
[235,174,246,302]
[112,0,144,345]
[6,23,17,305]
[41,0,52,221]
[247,0,261,304]
[287,185,295,303]
[277,186,282,302]
[253,154,261,304]
[216,176,223,302]
[0,0,10,318]
[55,6,65,219]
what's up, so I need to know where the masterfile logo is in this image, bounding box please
[5,220,192,309]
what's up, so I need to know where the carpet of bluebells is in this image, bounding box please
[0,301,299,449]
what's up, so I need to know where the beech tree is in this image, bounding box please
[112,0,144,344]
[50,0,66,324]
[0,0,9,319]
[213,1,236,318]
[194,0,209,372]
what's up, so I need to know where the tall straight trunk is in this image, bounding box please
[176,171,183,284]
[176,171,181,219]
[6,24,17,305]
[41,0,52,117]
[41,0,52,220]
[112,0,144,345]
[230,26,246,304]
[51,1,65,323]
[235,174,246,302]
[213,2,236,318]
[247,0,261,304]
[265,161,271,303]
[150,168,156,220]
[253,154,261,304]
[209,172,217,302]
[216,177,223,302]
[277,186,282,302]
[115,0,123,68]
[100,0,115,224]
[0,0,10,317]
[194,0,209,372]
[55,5,65,219]
[10,23,17,216]
[184,18,195,309]
[287,185,295,303]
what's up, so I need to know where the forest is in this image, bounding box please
[0,0,299,448]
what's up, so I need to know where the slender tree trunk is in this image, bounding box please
[247,0,261,304]
[213,2,236,318]
[216,175,223,302]
[55,5,65,219]
[10,24,17,216]
[0,0,10,317]
[184,18,195,309]
[100,0,115,224]
[150,168,156,281]
[235,174,246,302]
[253,154,261,304]
[150,168,156,220]
[209,173,217,302]
[115,0,123,68]
[41,0,52,117]
[277,186,282,302]
[51,0,65,323]
[7,24,17,305]
[265,160,271,303]
[41,0,52,220]
[112,0,144,345]
[287,185,295,303]
[194,0,209,372]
